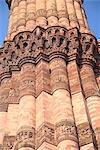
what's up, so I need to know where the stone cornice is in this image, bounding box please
[0,26,98,82]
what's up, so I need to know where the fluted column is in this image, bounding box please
[80,64,100,149]
[17,95,35,150]
[26,0,36,31]
[79,33,100,149]
[74,0,85,32]
[46,0,59,26]
[66,0,79,28]
[50,58,79,150]
[15,64,36,150]
[67,61,96,150]
[36,0,47,27]
[87,96,100,149]
[56,0,69,28]
[16,0,26,33]
[66,29,96,149]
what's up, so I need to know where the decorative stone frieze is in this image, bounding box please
[3,135,16,150]
[80,33,98,66]
[67,28,80,61]
[77,122,93,146]
[19,67,36,98]
[36,122,55,149]
[55,119,77,145]
[0,88,20,105]
[15,126,35,150]
[0,79,20,106]
[1,122,100,149]
[0,26,98,82]
[94,128,100,149]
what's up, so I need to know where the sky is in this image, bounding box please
[0,0,100,46]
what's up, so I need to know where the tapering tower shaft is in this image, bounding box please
[6,0,89,40]
[0,0,99,150]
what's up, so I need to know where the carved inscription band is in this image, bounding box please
[1,120,98,149]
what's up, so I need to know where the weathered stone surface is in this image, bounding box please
[77,122,93,146]
[36,122,55,149]
[55,119,77,145]
[3,135,16,150]
[15,126,35,150]
[1,1,100,150]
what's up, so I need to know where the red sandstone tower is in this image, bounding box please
[0,0,100,150]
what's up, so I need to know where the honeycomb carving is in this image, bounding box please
[0,26,98,81]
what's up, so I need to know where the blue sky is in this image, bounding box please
[0,0,100,46]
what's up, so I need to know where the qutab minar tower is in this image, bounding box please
[0,0,100,149]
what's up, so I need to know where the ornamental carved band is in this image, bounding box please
[2,121,99,149]
[0,27,98,81]
[55,120,77,145]
[15,126,35,150]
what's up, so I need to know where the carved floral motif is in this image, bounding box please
[36,122,55,149]
[55,120,77,144]
[77,122,93,146]
[15,126,35,150]
[80,34,97,66]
